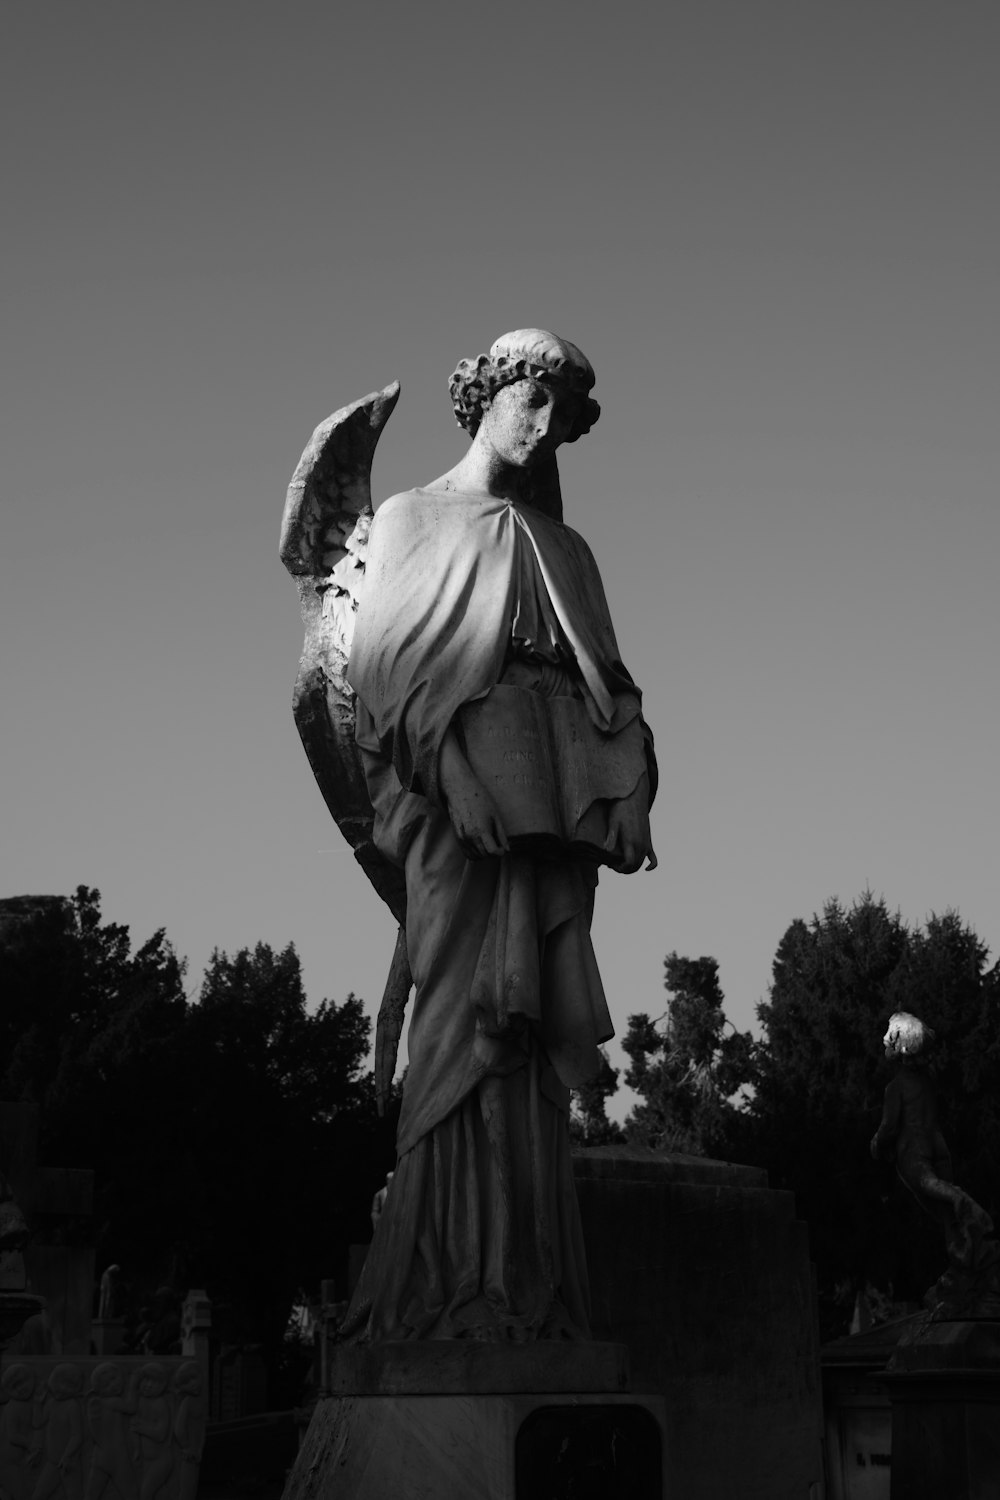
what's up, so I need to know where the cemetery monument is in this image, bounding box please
[280,331,665,1496]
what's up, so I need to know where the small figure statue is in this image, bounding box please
[83,1364,139,1500]
[0,1364,43,1500]
[0,1174,29,1255]
[96,1267,120,1323]
[29,1364,84,1500]
[131,1364,173,1500]
[872,1010,1000,1316]
[171,1363,207,1500]
[0,1171,31,1307]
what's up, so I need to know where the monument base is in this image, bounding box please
[284,1342,665,1500]
[885,1320,1000,1500]
[574,1148,824,1499]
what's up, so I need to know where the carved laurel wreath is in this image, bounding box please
[448,352,601,442]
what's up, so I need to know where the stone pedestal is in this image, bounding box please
[92,1316,125,1355]
[820,1314,922,1499]
[0,1290,45,1349]
[884,1320,1000,1499]
[573,1147,825,1500]
[0,1102,95,1354]
[181,1287,212,1382]
[284,1342,665,1500]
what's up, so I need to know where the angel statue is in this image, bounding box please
[281,329,657,1343]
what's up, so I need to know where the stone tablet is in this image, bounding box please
[459,684,646,864]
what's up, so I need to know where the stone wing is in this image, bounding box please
[280,383,410,1112]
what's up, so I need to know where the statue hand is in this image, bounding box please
[606,778,656,874]
[439,732,510,860]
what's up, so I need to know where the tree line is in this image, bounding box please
[3,886,997,1355]
[0,886,396,1375]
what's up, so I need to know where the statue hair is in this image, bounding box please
[885,1010,936,1057]
[449,330,601,442]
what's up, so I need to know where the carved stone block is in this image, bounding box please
[0,1355,206,1500]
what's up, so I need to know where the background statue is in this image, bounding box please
[872,1010,1000,1316]
[96,1266,120,1323]
[281,329,657,1342]
[0,1173,29,1255]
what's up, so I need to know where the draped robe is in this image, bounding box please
[342,487,654,1342]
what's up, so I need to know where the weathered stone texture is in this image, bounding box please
[573,1147,825,1500]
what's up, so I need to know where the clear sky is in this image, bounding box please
[3,3,998,1115]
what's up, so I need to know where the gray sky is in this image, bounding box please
[3,3,998,1114]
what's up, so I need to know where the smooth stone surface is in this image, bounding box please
[573,1147,824,1500]
[285,1391,665,1500]
[574,1142,768,1189]
[327,1338,629,1395]
[886,1373,1000,1499]
[889,1316,1000,1371]
[0,1290,45,1346]
[883,1319,1000,1499]
[820,1317,917,1499]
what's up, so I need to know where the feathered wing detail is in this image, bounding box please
[280,382,411,1114]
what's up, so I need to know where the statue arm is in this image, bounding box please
[604,774,657,874]
[559,521,659,840]
[642,721,658,808]
[871,1078,902,1159]
[438,727,509,860]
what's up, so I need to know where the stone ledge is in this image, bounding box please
[286,1390,665,1500]
[327,1339,630,1395]
[572,1145,769,1190]
[888,1318,1000,1373]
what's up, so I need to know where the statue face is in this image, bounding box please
[49,1364,82,1398]
[2,1365,35,1400]
[479,378,581,468]
[173,1363,201,1397]
[139,1365,167,1396]
[93,1364,123,1396]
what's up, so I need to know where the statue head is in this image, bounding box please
[1,1364,35,1401]
[173,1361,202,1397]
[139,1362,168,1397]
[48,1363,83,1399]
[90,1363,124,1397]
[0,1171,29,1253]
[449,329,600,444]
[884,1011,935,1059]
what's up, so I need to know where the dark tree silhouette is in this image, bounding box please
[0,887,394,1382]
[569,1048,625,1146]
[749,893,1000,1322]
[622,952,753,1155]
